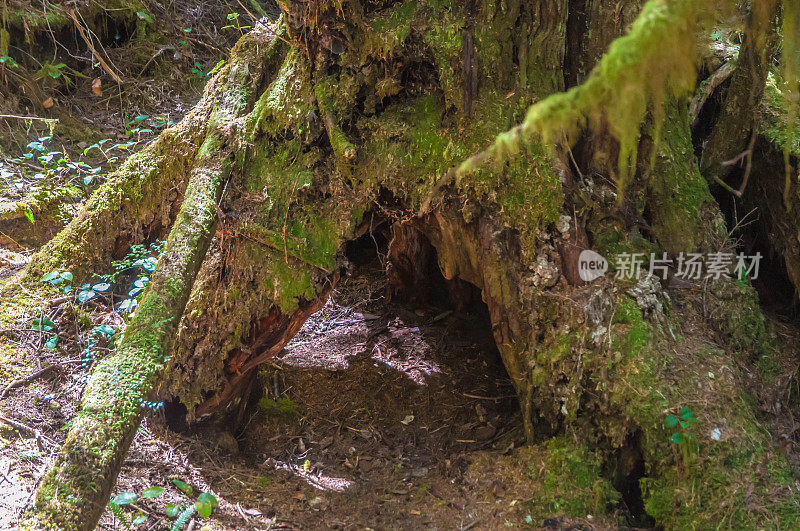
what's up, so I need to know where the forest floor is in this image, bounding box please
[0,242,606,530]
[4,230,800,529]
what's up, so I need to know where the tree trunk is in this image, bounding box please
[16,1,800,529]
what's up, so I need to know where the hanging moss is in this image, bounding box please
[460,0,728,198]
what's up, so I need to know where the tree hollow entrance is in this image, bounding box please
[180,219,528,524]
[255,213,522,436]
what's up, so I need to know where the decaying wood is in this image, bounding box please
[19,135,231,531]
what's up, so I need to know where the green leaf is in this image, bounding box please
[136,11,153,23]
[78,290,96,303]
[670,432,684,444]
[166,503,181,518]
[24,209,34,224]
[93,325,115,337]
[60,271,73,282]
[195,500,212,519]
[30,318,55,332]
[679,407,693,420]
[197,492,217,507]
[44,334,58,349]
[172,479,193,496]
[111,492,137,505]
[141,486,165,498]
[195,493,217,518]
[664,415,678,428]
[132,514,147,525]
[41,271,59,283]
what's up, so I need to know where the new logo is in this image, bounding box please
[578,250,608,282]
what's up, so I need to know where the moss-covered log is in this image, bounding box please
[19,133,227,530]
[15,0,800,529]
[17,23,288,530]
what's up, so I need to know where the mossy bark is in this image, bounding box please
[18,24,287,530]
[19,135,229,530]
[700,7,777,182]
[17,1,800,529]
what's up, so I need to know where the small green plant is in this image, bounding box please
[0,55,18,67]
[191,61,205,77]
[106,485,165,529]
[736,269,751,288]
[222,12,251,35]
[168,479,219,530]
[41,270,73,291]
[664,407,698,468]
[136,11,154,24]
[104,482,217,530]
[34,61,85,87]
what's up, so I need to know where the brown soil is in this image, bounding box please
[0,246,562,530]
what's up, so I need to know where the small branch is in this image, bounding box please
[721,149,752,167]
[0,365,61,399]
[0,115,59,123]
[0,414,54,451]
[713,175,741,197]
[690,60,737,124]
[68,10,123,84]
[735,121,759,197]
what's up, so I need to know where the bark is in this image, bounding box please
[18,23,287,530]
[700,7,777,184]
[19,126,229,531]
[0,187,77,247]
[15,1,800,529]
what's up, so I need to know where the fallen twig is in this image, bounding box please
[0,114,59,123]
[0,364,61,398]
[68,10,123,84]
[0,414,54,450]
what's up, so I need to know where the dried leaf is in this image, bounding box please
[92,78,102,96]
[42,97,54,109]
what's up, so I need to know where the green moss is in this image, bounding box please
[530,332,579,387]
[513,0,721,194]
[592,227,659,275]
[257,396,297,417]
[5,0,146,33]
[707,281,769,358]
[421,3,463,111]
[358,1,417,61]
[648,101,717,254]
[360,93,562,257]
[523,437,621,518]
[592,287,800,529]
[612,297,642,325]
[762,71,800,154]
[251,48,316,138]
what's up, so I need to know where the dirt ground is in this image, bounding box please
[0,245,590,530]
